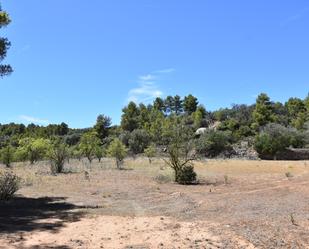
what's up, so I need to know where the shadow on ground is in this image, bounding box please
[0,196,91,234]
[14,245,72,249]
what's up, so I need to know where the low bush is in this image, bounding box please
[176,164,197,185]
[0,171,21,201]
[128,129,150,154]
[48,140,69,174]
[196,130,233,158]
[254,123,305,159]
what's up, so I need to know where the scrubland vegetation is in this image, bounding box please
[1,93,309,183]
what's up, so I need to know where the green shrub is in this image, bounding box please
[0,145,15,167]
[196,130,233,157]
[254,123,305,159]
[176,165,197,185]
[79,131,101,163]
[0,171,20,201]
[48,140,69,174]
[107,139,128,169]
[18,138,51,164]
[94,146,104,162]
[144,144,156,163]
[128,129,150,154]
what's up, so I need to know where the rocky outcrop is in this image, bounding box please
[232,142,259,160]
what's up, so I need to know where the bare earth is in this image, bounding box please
[1,158,309,249]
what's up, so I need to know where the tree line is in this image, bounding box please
[0,93,309,169]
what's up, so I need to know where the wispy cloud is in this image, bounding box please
[128,82,163,103]
[281,7,309,26]
[153,68,175,74]
[19,115,49,125]
[139,74,156,81]
[127,67,175,103]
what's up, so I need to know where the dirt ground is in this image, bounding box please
[0,158,309,249]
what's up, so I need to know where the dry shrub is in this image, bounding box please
[154,174,173,184]
[0,171,21,201]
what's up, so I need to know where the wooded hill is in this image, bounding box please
[1,93,309,165]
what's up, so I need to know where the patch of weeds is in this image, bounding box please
[285,172,293,179]
[224,175,229,185]
[290,213,298,226]
[102,193,112,198]
[154,174,173,184]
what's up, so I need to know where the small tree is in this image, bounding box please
[79,131,101,163]
[183,94,199,115]
[48,140,69,174]
[0,145,15,167]
[144,144,156,163]
[128,129,150,154]
[71,145,82,161]
[107,139,128,169]
[94,114,112,141]
[94,145,104,162]
[252,93,275,129]
[18,138,51,164]
[163,123,197,184]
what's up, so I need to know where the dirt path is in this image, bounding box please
[1,215,257,249]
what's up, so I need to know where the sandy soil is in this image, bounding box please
[0,158,309,249]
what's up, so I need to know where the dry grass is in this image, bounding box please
[1,158,309,248]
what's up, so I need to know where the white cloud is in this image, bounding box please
[127,67,175,103]
[128,82,163,103]
[153,68,175,74]
[19,115,49,125]
[281,8,309,26]
[139,74,156,81]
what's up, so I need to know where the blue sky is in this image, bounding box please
[1,0,308,128]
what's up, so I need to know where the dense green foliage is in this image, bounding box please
[79,131,101,163]
[196,130,233,158]
[0,145,15,167]
[254,124,305,159]
[107,139,128,169]
[128,129,150,154]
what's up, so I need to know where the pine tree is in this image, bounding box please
[0,5,12,76]
[252,93,275,129]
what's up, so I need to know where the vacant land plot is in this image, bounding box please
[0,158,309,249]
